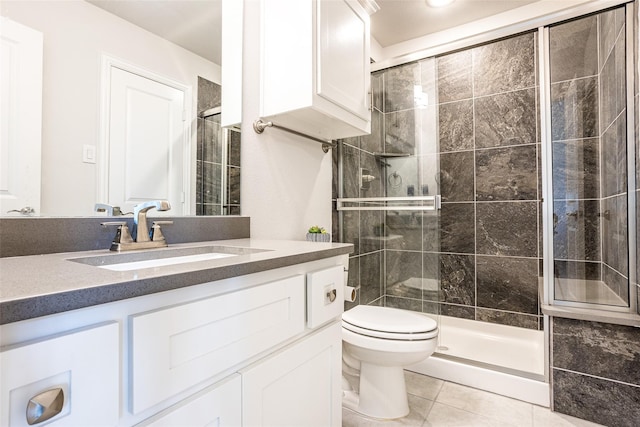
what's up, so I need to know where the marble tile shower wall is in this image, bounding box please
[599,9,629,303]
[332,71,386,310]
[196,77,241,215]
[335,32,544,330]
[551,317,640,426]
[550,10,629,303]
[428,32,542,329]
[197,77,222,215]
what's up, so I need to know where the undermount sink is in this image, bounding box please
[69,245,268,271]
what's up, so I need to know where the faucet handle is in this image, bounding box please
[150,221,173,243]
[95,203,122,216]
[101,221,134,245]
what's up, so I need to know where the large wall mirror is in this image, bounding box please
[0,0,239,217]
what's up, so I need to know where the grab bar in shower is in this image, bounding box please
[336,195,441,211]
[253,118,336,153]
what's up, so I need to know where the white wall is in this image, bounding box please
[240,2,332,241]
[0,0,220,216]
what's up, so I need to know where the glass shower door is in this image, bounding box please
[547,6,634,308]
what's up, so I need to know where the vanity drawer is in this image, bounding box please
[129,274,305,414]
[0,322,119,427]
[306,265,344,329]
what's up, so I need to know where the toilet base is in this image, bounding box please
[343,362,409,419]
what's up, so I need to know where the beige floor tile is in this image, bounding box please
[435,382,533,427]
[532,406,604,427]
[424,402,519,427]
[405,370,444,401]
[342,394,433,427]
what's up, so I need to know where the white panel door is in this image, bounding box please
[0,18,42,216]
[241,322,342,427]
[108,67,185,215]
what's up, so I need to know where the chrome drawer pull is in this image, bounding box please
[326,289,337,303]
[26,388,64,425]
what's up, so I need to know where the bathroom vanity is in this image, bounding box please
[0,237,352,426]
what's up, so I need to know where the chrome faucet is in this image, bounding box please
[133,200,171,242]
[101,200,172,251]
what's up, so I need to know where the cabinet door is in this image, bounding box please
[316,0,370,121]
[241,322,342,427]
[137,375,241,427]
[259,0,370,140]
[130,275,305,414]
[0,322,119,427]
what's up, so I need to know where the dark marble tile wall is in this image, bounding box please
[333,73,387,308]
[552,318,640,426]
[225,129,242,214]
[196,77,241,216]
[374,32,542,329]
[196,77,223,215]
[436,31,541,329]
[549,11,631,305]
[598,8,629,302]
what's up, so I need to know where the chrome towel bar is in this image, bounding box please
[253,119,336,153]
[337,196,441,211]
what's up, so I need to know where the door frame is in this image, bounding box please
[98,55,193,214]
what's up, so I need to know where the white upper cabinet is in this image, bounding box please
[260,0,371,140]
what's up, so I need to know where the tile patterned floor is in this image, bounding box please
[342,371,604,427]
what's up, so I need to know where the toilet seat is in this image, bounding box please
[342,305,438,341]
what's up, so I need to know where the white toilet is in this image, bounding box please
[341,305,438,419]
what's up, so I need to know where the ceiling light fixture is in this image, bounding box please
[426,0,455,8]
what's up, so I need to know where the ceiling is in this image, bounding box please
[372,0,539,47]
[87,0,542,65]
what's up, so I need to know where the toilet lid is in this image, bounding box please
[342,305,438,335]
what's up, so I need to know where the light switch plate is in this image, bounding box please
[82,145,96,164]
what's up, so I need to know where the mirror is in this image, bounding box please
[0,0,239,217]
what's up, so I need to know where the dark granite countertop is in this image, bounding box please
[0,239,353,324]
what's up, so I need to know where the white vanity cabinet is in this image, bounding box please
[136,375,242,427]
[0,322,119,427]
[0,255,347,427]
[242,322,342,427]
[129,275,305,414]
[259,0,371,140]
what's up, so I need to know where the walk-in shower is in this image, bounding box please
[334,1,637,404]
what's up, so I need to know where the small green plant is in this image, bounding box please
[307,225,327,234]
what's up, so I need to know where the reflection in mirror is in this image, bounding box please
[0,0,233,217]
[196,77,241,215]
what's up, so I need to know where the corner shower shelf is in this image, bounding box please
[336,196,441,211]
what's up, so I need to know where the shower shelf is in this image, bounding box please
[336,196,440,211]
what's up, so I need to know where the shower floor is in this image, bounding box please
[409,315,548,406]
[554,278,627,306]
[430,315,544,376]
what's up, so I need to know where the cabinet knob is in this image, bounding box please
[326,288,337,303]
[26,388,64,425]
